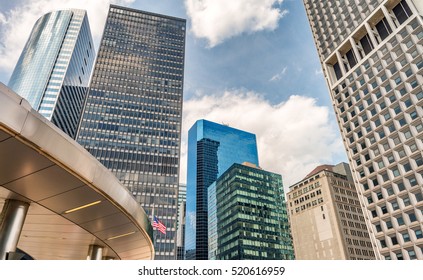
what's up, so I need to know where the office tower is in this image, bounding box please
[176,184,186,259]
[76,5,186,260]
[185,119,259,260]
[8,9,95,139]
[303,0,423,260]
[212,162,294,260]
[287,163,375,259]
[208,181,218,260]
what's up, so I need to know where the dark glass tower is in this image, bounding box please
[185,119,259,260]
[76,5,186,259]
[8,9,95,139]
[214,163,294,260]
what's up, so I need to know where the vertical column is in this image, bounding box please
[335,50,347,76]
[381,5,397,30]
[0,199,30,260]
[88,244,103,260]
[364,22,379,47]
[349,37,361,62]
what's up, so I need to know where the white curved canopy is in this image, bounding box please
[0,83,154,260]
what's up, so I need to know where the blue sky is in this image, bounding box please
[0,0,347,189]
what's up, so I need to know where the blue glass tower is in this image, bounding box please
[185,119,259,260]
[8,9,95,139]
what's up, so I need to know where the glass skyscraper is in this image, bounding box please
[213,163,294,260]
[303,0,423,259]
[176,184,186,259]
[76,5,186,259]
[185,119,259,260]
[8,9,95,139]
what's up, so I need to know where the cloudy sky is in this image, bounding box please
[0,0,347,192]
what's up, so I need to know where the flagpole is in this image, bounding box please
[152,203,156,246]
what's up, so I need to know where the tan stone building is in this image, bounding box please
[287,163,376,259]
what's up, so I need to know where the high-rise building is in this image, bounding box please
[303,0,423,259]
[207,180,218,260]
[8,9,95,139]
[185,119,259,260]
[76,5,186,260]
[212,162,294,260]
[287,163,375,260]
[176,184,186,259]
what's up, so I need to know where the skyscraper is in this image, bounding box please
[76,5,186,260]
[213,163,294,260]
[176,184,186,259]
[287,163,375,260]
[8,9,95,139]
[185,119,259,260]
[303,0,423,259]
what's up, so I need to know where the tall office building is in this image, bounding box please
[287,163,375,260]
[185,119,259,259]
[213,162,294,260]
[76,5,186,259]
[176,184,186,259]
[303,0,423,259]
[8,9,95,139]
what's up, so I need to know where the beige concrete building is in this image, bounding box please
[303,0,423,260]
[287,163,375,259]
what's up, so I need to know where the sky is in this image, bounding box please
[0,0,348,192]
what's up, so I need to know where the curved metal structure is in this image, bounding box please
[0,83,154,259]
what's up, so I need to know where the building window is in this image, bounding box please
[408,176,417,187]
[393,0,413,25]
[408,212,417,223]
[360,34,374,55]
[408,250,417,260]
[414,192,423,202]
[381,205,388,214]
[333,62,342,80]
[391,236,398,245]
[380,239,387,248]
[396,216,405,226]
[391,201,399,211]
[346,49,357,68]
[375,18,392,41]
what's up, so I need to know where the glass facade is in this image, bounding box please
[76,5,185,260]
[304,0,423,259]
[8,9,95,139]
[208,182,217,260]
[214,163,294,260]
[176,184,186,259]
[185,119,259,259]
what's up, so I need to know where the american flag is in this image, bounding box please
[153,216,166,234]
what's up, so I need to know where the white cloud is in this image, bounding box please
[185,0,288,47]
[270,66,287,81]
[181,90,345,193]
[0,0,134,77]
[315,68,323,75]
